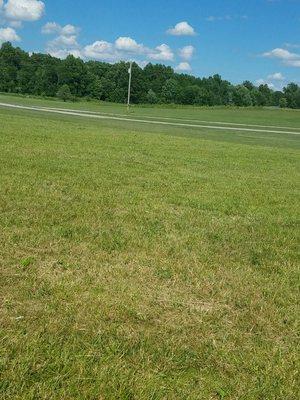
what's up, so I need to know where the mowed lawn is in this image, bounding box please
[1,93,300,127]
[0,102,299,399]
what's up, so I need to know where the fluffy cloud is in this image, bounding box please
[263,48,300,67]
[60,24,79,36]
[255,71,286,90]
[42,22,79,36]
[43,22,176,65]
[115,36,145,54]
[179,45,194,60]
[0,26,20,42]
[263,48,294,59]
[255,79,275,89]
[47,37,80,57]
[83,40,118,61]
[42,22,60,34]
[4,0,45,22]
[83,40,174,63]
[49,49,82,59]
[49,35,79,48]
[148,44,174,61]
[43,21,83,59]
[267,72,285,81]
[167,21,196,36]
[175,62,191,72]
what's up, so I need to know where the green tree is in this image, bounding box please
[58,55,89,97]
[279,98,288,108]
[161,79,179,103]
[144,63,174,98]
[272,90,284,107]
[242,80,255,91]
[251,89,266,106]
[233,85,253,106]
[283,83,300,108]
[30,53,60,96]
[89,76,103,99]
[0,42,29,93]
[180,85,201,105]
[258,84,272,106]
[99,77,116,101]
[57,84,72,102]
[146,89,158,104]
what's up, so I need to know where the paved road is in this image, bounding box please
[1,102,299,136]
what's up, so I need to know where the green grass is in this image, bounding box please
[1,92,300,127]
[0,99,299,400]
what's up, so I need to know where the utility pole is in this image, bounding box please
[127,61,133,112]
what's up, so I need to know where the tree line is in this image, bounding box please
[1,42,300,108]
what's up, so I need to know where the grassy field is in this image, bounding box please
[0,97,299,399]
[1,92,300,128]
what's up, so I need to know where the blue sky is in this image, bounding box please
[0,0,299,89]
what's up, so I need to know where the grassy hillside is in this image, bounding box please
[0,102,299,399]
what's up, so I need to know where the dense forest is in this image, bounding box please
[1,42,300,108]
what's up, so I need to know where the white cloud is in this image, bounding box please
[284,43,300,49]
[43,22,176,65]
[135,60,148,69]
[42,22,60,34]
[61,24,79,36]
[267,72,285,81]
[175,62,191,72]
[49,49,82,59]
[263,48,295,60]
[47,34,80,58]
[167,21,196,36]
[206,15,232,22]
[255,79,266,86]
[9,20,22,28]
[4,0,45,22]
[255,79,275,89]
[255,73,287,91]
[263,48,300,67]
[42,22,79,36]
[83,40,118,61]
[83,40,175,63]
[43,21,83,59]
[148,44,174,61]
[49,34,79,48]
[115,36,145,54]
[206,15,248,22]
[179,45,194,60]
[114,37,174,61]
[0,26,20,42]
